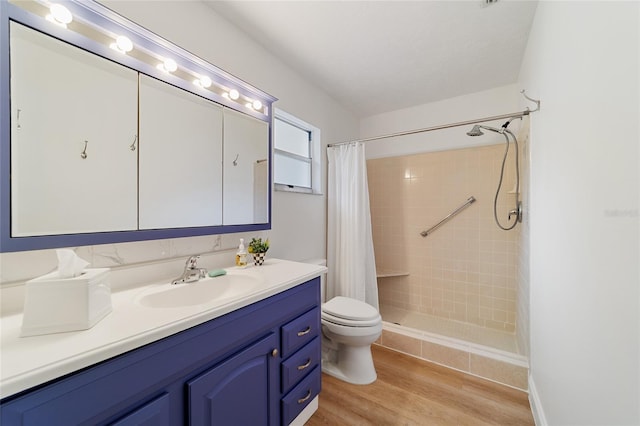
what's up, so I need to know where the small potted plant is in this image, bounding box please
[248,237,269,266]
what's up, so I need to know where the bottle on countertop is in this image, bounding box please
[235,238,248,268]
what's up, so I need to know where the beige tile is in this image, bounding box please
[421,341,470,372]
[492,309,507,322]
[469,354,528,390]
[368,144,521,333]
[380,330,421,357]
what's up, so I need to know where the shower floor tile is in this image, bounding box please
[380,304,519,354]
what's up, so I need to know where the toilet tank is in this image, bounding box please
[303,259,327,302]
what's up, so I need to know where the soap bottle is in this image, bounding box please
[236,238,248,268]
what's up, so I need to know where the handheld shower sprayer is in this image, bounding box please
[467,117,519,137]
[466,125,485,137]
[466,118,522,230]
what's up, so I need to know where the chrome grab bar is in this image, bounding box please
[420,196,476,237]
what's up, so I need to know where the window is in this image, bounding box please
[273,109,321,194]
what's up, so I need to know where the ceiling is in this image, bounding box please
[204,0,539,118]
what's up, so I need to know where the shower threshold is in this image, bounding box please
[378,305,529,390]
[380,305,519,353]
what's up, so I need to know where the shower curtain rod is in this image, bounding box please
[328,90,540,147]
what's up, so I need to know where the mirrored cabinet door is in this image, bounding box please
[138,75,224,229]
[223,109,270,225]
[10,22,138,236]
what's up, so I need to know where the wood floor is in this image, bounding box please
[306,345,535,426]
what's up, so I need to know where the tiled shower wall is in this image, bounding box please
[368,142,521,332]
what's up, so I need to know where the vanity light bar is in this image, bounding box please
[15,0,274,115]
[222,89,264,112]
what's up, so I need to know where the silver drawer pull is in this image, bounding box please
[297,326,311,337]
[297,358,312,371]
[297,390,311,404]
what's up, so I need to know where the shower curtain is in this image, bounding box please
[327,142,379,310]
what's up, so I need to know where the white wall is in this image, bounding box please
[360,83,523,159]
[0,1,358,286]
[519,2,639,424]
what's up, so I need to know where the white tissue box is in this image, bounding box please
[21,268,112,337]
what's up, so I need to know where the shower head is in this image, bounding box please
[466,124,502,137]
[466,125,484,137]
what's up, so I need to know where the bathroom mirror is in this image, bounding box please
[138,74,224,229]
[0,1,276,252]
[10,21,139,237]
[223,109,270,225]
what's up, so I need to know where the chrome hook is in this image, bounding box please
[129,134,137,151]
[233,154,239,166]
[16,109,22,129]
[80,140,88,159]
[521,89,540,113]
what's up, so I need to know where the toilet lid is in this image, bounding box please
[322,311,381,328]
[322,296,379,321]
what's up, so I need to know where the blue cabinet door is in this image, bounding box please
[188,333,279,426]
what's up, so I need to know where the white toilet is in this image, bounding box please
[321,296,382,385]
[308,259,382,385]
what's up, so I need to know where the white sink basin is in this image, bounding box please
[135,272,263,308]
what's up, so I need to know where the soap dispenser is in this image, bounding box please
[236,238,248,268]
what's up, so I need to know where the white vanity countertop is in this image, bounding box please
[0,259,325,399]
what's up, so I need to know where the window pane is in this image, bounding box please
[274,153,311,188]
[275,118,310,157]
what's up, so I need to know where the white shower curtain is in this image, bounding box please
[327,142,379,310]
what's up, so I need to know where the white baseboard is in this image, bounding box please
[289,395,318,426]
[528,374,548,426]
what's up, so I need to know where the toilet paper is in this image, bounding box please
[56,249,89,278]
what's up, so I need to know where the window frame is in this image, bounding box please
[273,109,322,195]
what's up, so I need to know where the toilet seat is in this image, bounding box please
[322,312,381,328]
[322,296,381,327]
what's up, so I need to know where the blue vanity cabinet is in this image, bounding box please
[0,278,321,426]
[188,333,279,425]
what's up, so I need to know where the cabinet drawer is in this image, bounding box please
[281,366,320,426]
[281,337,320,394]
[281,308,319,358]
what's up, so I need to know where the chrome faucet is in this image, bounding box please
[172,255,208,285]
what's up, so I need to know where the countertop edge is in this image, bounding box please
[1,260,325,399]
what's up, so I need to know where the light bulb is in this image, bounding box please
[229,89,240,100]
[252,100,262,110]
[193,75,212,89]
[116,36,133,52]
[47,4,72,26]
[110,35,133,53]
[163,58,177,72]
[157,58,177,73]
[199,75,212,88]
